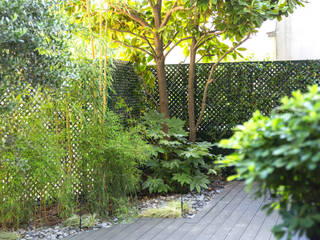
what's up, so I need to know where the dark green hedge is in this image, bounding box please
[149,60,320,142]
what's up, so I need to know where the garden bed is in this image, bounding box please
[8,179,226,240]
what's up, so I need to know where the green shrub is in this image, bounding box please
[140,111,217,194]
[0,0,72,87]
[0,88,72,228]
[219,85,320,240]
[78,111,152,218]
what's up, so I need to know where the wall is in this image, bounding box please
[276,0,320,60]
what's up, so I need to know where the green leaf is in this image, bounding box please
[172,173,192,186]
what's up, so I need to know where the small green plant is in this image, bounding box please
[62,215,81,228]
[139,201,193,218]
[219,85,320,240]
[140,111,217,194]
[82,214,99,229]
[0,231,20,240]
[63,214,98,228]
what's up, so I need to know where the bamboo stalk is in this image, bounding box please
[103,14,108,120]
[43,196,47,224]
[66,101,73,173]
[40,195,44,226]
[87,0,95,59]
[57,202,60,216]
[103,57,107,121]
[99,0,103,96]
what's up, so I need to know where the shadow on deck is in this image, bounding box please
[65,181,308,240]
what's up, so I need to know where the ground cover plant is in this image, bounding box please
[139,201,193,218]
[219,85,320,240]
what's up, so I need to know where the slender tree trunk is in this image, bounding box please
[153,1,170,119]
[155,55,170,118]
[188,37,197,142]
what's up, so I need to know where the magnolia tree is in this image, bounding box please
[182,0,304,141]
[67,0,304,140]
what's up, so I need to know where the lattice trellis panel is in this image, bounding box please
[0,88,83,201]
[2,60,320,201]
[0,62,142,201]
[109,61,144,119]
[149,60,320,142]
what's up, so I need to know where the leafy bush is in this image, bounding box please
[0,0,72,87]
[78,111,152,218]
[0,88,73,228]
[219,85,320,240]
[140,111,216,194]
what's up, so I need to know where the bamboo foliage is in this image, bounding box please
[0,0,150,228]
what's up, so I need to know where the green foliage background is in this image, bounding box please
[0,0,72,87]
[0,0,150,228]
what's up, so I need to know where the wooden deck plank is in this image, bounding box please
[239,201,270,240]
[186,181,241,223]
[104,219,149,240]
[269,211,282,240]
[151,219,185,240]
[149,187,246,240]
[165,222,194,240]
[254,211,279,240]
[64,181,297,240]
[125,218,163,240]
[182,182,247,240]
[207,190,256,240]
[138,218,175,240]
[224,194,265,240]
[90,222,136,240]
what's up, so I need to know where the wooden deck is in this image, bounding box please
[66,181,308,240]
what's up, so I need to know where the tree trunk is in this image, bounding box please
[155,56,170,118]
[153,2,170,119]
[188,37,197,142]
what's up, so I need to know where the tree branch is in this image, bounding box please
[163,32,179,50]
[142,78,159,109]
[144,34,156,56]
[108,28,151,42]
[110,3,152,29]
[195,34,251,128]
[164,36,193,58]
[113,40,155,57]
[196,30,225,49]
[147,0,155,7]
[160,4,187,28]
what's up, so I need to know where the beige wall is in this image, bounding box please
[167,0,320,63]
[276,0,320,60]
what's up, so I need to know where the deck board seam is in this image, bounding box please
[207,189,252,240]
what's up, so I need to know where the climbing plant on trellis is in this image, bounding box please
[149,60,320,142]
